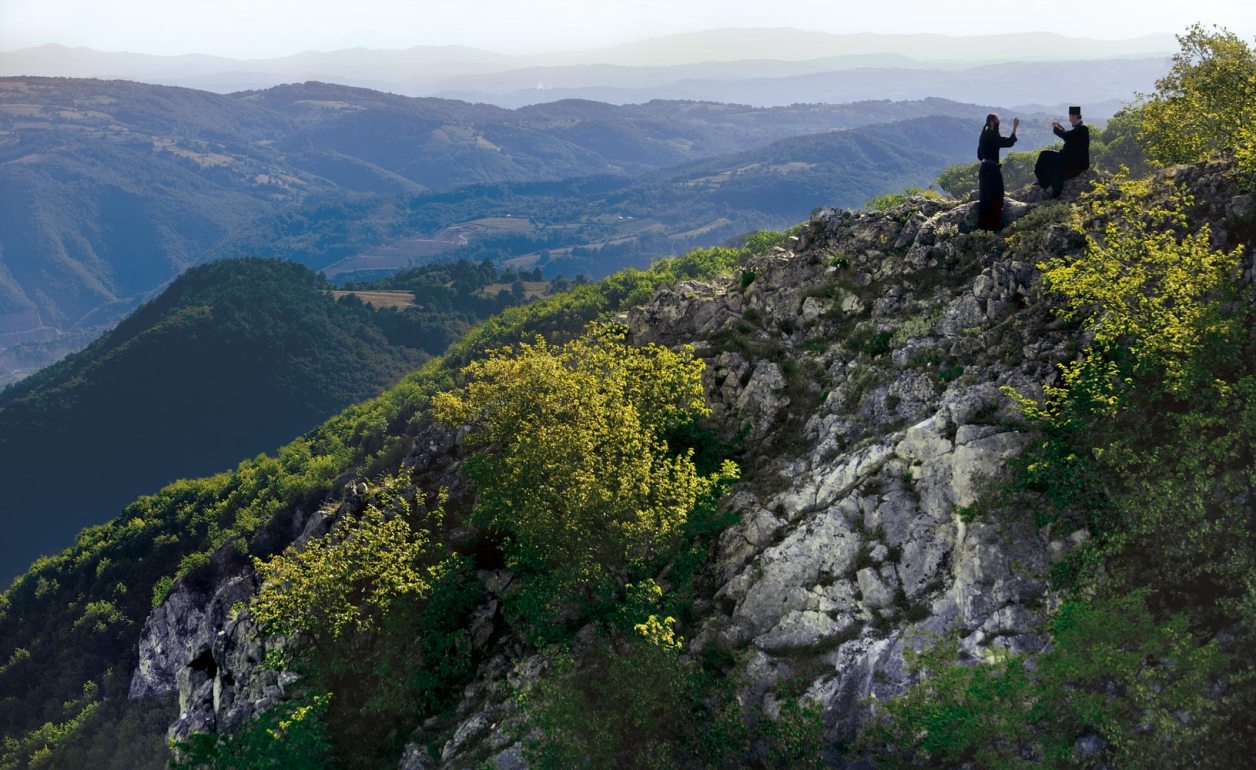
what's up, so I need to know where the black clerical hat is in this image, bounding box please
[1069,106,1082,116]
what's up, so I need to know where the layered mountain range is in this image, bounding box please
[0,29,1173,105]
[0,76,1058,384]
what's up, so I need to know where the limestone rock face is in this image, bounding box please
[134,524,309,745]
[734,361,790,439]
[135,420,468,749]
[644,190,1085,747]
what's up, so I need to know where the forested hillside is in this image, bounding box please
[0,257,543,581]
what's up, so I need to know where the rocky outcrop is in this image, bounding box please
[131,160,1256,768]
[420,185,1085,767]
[129,501,332,741]
[132,420,468,746]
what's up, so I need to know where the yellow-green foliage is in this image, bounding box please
[433,323,738,621]
[248,473,485,768]
[865,186,945,211]
[1032,173,1243,399]
[1138,24,1256,175]
[252,472,444,644]
[1239,121,1256,186]
[625,580,682,651]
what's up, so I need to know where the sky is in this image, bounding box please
[1,0,1254,58]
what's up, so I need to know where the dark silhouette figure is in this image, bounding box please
[1035,106,1090,198]
[977,113,1018,231]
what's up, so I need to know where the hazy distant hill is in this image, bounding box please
[0,79,331,350]
[0,77,1037,378]
[434,57,1168,111]
[544,28,1176,66]
[0,29,1175,95]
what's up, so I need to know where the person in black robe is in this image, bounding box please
[977,112,1018,231]
[1034,106,1090,198]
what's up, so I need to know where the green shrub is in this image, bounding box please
[521,637,709,770]
[170,694,333,770]
[1138,24,1256,171]
[252,473,444,645]
[433,323,738,636]
[863,593,1223,769]
[844,325,894,358]
[865,187,943,211]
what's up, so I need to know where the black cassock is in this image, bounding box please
[977,128,1017,231]
[1035,122,1090,197]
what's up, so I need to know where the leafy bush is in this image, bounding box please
[252,472,444,645]
[1091,107,1151,177]
[521,631,824,770]
[1138,24,1256,174]
[249,474,486,767]
[863,593,1222,769]
[433,323,738,635]
[521,636,715,770]
[1035,173,1243,391]
[1004,172,1252,599]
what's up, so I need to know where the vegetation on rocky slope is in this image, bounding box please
[863,170,1254,768]
[859,25,1256,768]
[3,24,1254,770]
[0,232,786,770]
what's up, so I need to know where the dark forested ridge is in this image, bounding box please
[0,257,542,582]
[0,76,1038,383]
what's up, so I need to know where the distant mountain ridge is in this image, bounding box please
[0,77,1048,383]
[0,29,1174,99]
[432,57,1168,110]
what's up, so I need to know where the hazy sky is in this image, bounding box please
[2,0,1254,57]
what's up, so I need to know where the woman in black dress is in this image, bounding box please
[977,113,1018,231]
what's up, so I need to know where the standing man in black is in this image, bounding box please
[977,113,1019,231]
[1034,106,1090,198]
